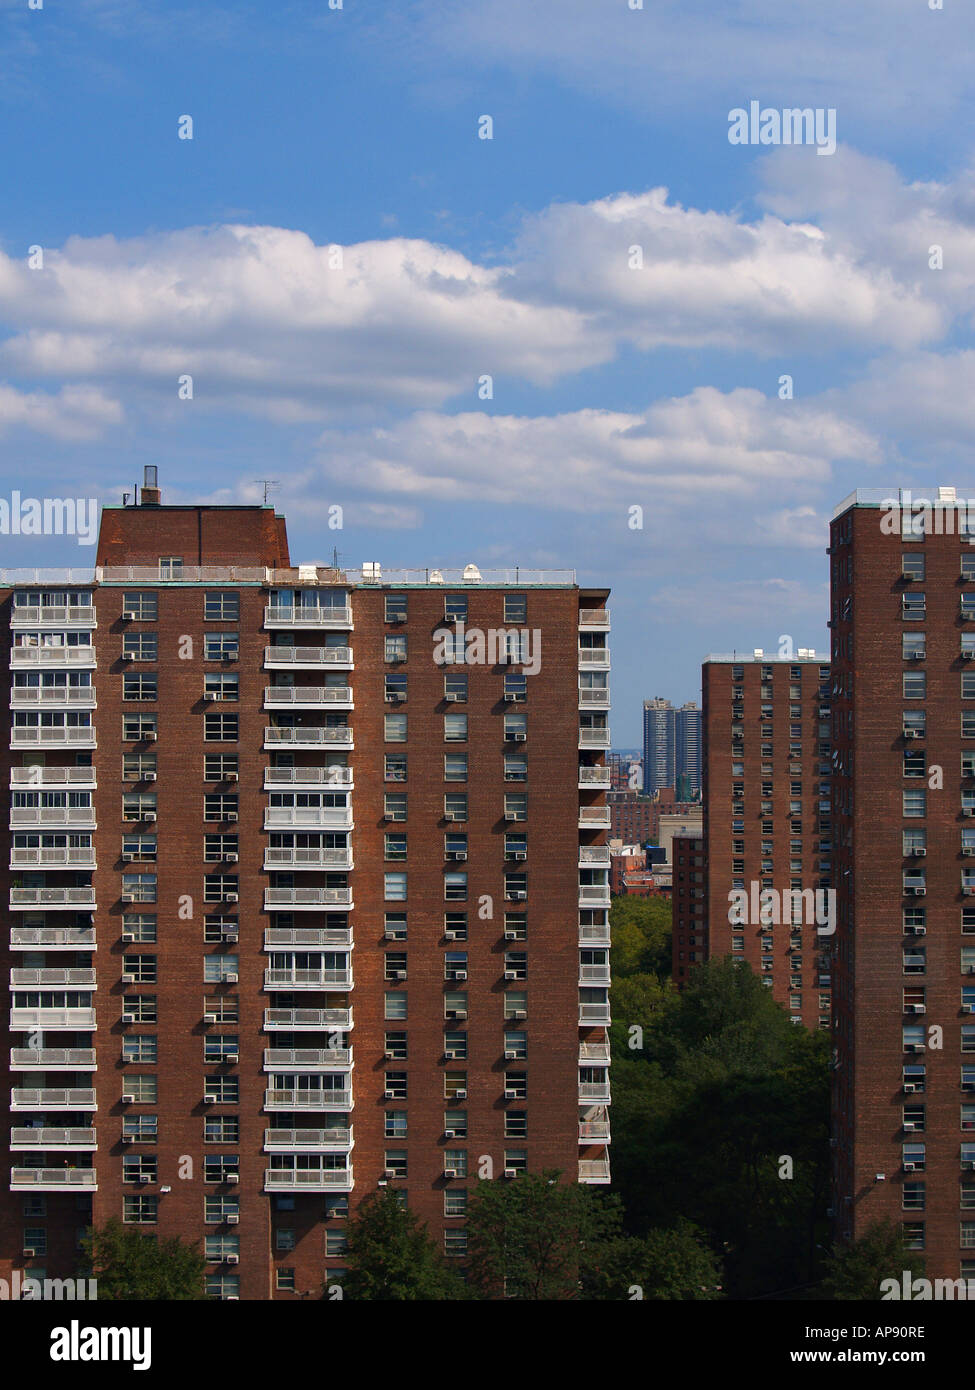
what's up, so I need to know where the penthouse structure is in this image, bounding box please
[0,470,611,1298]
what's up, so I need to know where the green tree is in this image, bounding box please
[823,1221,926,1300]
[82,1218,206,1300]
[338,1189,468,1300]
[583,1221,723,1300]
[610,895,672,980]
[465,1169,622,1299]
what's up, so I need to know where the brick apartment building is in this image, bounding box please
[0,472,612,1298]
[672,833,706,983]
[697,651,833,1029]
[830,486,975,1280]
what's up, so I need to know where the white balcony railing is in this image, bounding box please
[577,645,610,667]
[263,927,353,950]
[263,1167,353,1191]
[10,727,96,749]
[264,767,353,789]
[264,808,352,830]
[578,807,611,828]
[578,610,610,630]
[264,727,353,749]
[10,1127,97,1149]
[264,647,353,668]
[263,1048,352,1071]
[10,1049,96,1071]
[578,766,611,787]
[264,606,353,628]
[579,1003,612,1025]
[264,888,353,910]
[10,686,96,708]
[10,645,96,667]
[578,1042,611,1064]
[578,729,611,749]
[10,606,95,627]
[9,926,95,950]
[264,1089,352,1111]
[10,887,96,909]
[11,848,96,869]
[10,1009,96,1031]
[263,848,353,870]
[9,1168,97,1190]
[264,686,353,707]
[263,968,353,990]
[578,1158,611,1183]
[263,1007,352,1031]
[578,966,611,986]
[10,807,96,828]
[578,885,611,906]
[10,969,96,989]
[579,923,612,946]
[579,1120,612,1143]
[10,766,97,788]
[11,1088,96,1109]
[264,1127,353,1151]
[579,846,611,865]
[578,689,610,709]
[578,1082,612,1103]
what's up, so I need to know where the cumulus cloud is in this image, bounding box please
[0,382,122,440]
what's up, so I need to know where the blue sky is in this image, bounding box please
[1,0,975,742]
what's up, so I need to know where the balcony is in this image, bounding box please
[264,1089,352,1111]
[10,605,95,628]
[10,1128,97,1151]
[578,1158,611,1184]
[264,1007,352,1031]
[10,1048,96,1071]
[9,926,95,950]
[10,969,96,989]
[579,1119,612,1144]
[10,686,96,709]
[264,726,353,751]
[264,647,353,669]
[579,965,611,986]
[577,644,610,669]
[578,689,610,710]
[10,806,96,828]
[264,767,353,790]
[579,846,611,867]
[263,1048,353,1071]
[10,766,97,790]
[579,1041,611,1065]
[264,686,354,711]
[10,887,96,910]
[578,765,611,788]
[579,1003,611,1026]
[263,927,353,950]
[578,1081,612,1103]
[10,645,96,668]
[578,728,611,750]
[264,605,353,629]
[263,1127,353,1153]
[578,807,611,830]
[264,967,353,991]
[10,1167,97,1192]
[578,885,611,908]
[10,1008,96,1031]
[11,1088,96,1110]
[11,847,96,870]
[11,726,96,750]
[264,807,353,830]
[579,922,612,946]
[578,610,610,631]
[263,848,353,871]
[264,888,353,911]
[263,1166,353,1192]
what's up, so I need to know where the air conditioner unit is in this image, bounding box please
[226,1212,240,1224]
[138,1175,152,1183]
[444,812,464,822]
[444,930,459,941]
[121,1094,135,1104]
[121,931,136,943]
[222,652,236,663]
[223,771,239,783]
[512,1009,527,1020]
[453,970,467,981]
[22,1248,38,1258]
[444,1050,458,1060]
[903,1122,916,1131]
[443,1169,457,1179]
[383,1090,397,1101]
[226,973,239,984]
[226,1054,239,1064]
[904,1043,922,1053]
[121,1012,136,1023]
[142,771,157,782]
[225,813,239,823]
[144,730,157,741]
[122,1135,135,1144]
[384,1050,396,1060]
[503,1168,518,1178]
[512,851,527,861]
[504,930,519,940]
[205,692,219,701]
[226,1173,240,1184]
[225,893,239,903]
[225,1296,239,1301]
[504,970,518,980]
[389,692,407,703]
[223,931,239,942]
[121,892,136,903]
[142,811,157,822]
[224,1253,240,1265]
[504,1088,518,1100]
[449,850,468,861]
[121,851,138,862]
[225,853,239,863]
[122,610,138,621]
[504,811,521,821]
[508,891,527,901]
[454,1089,467,1100]
[903,729,920,739]
[120,650,133,662]
[444,1129,456,1139]
[121,972,137,984]
[393,970,407,981]
[910,847,926,857]
[903,1162,917,1172]
[903,1083,917,1093]
[204,1013,218,1023]
[444,693,464,702]
[204,1095,218,1104]
[504,1049,518,1060]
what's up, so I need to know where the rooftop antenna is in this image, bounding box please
[253,480,279,506]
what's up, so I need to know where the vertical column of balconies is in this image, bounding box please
[261,589,355,1193]
[577,606,611,1184]
[8,592,98,1196]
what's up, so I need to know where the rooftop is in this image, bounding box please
[831,486,970,520]
[0,565,578,588]
[705,651,828,663]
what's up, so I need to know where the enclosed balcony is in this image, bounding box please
[9,926,95,950]
[578,807,611,830]
[9,686,96,709]
[9,1167,97,1191]
[11,726,96,750]
[10,605,95,628]
[578,1041,611,1065]
[263,927,353,950]
[263,1126,353,1153]
[263,1165,353,1192]
[579,921,612,946]
[10,645,96,668]
[11,1088,96,1110]
[11,847,96,870]
[578,610,610,631]
[10,1008,96,1031]
[263,1007,352,1031]
[578,1079,612,1103]
[577,644,610,669]
[264,888,353,912]
[264,686,354,711]
[263,726,353,751]
[264,605,353,629]
[264,646,353,670]
[264,767,353,790]
[578,884,611,908]
[263,966,354,991]
[10,887,96,910]
[10,1127,97,1151]
[579,1118,612,1144]
[264,806,353,831]
[578,1158,611,1184]
[10,1048,96,1071]
[578,688,611,710]
[10,806,96,829]
[10,766,97,790]
[579,1002,611,1026]
[263,1048,353,1071]
[578,765,611,789]
[10,969,96,990]
[264,1088,352,1111]
[578,728,611,750]
[578,846,611,868]
[578,964,611,987]
[263,847,353,871]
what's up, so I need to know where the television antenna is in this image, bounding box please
[253,480,280,505]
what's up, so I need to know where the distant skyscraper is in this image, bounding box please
[642,698,675,795]
[675,702,702,799]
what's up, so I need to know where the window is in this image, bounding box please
[275,1228,296,1251]
[384,1151,408,1178]
[384,1032,407,1060]
[325,1230,348,1257]
[444,754,468,782]
[123,674,158,701]
[204,955,239,983]
[504,674,527,702]
[444,1190,468,1217]
[444,673,467,702]
[205,592,239,621]
[384,754,407,783]
[384,674,407,702]
[901,553,925,580]
[385,594,407,623]
[903,790,927,818]
[385,1111,408,1139]
[204,674,238,701]
[444,793,468,820]
[204,1076,239,1104]
[122,633,158,661]
[123,592,158,621]
[122,1035,157,1063]
[383,913,407,941]
[902,633,925,660]
[205,633,239,661]
[158,557,183,580]
[445,594,467,623]
[444,713,468,742]
[504,713,527,741]
[384,992,407,1020]
[204,714,239,742]
[122,1114,158,1142]
[504,593,527,623]
[204,1196,239,1224]
[384,833,407,863]
[384,872,407,901]
[902,593,925,619]
[384,1071,407,1099]
[964,673,975,699]
[384,713,407,742]
[123,1195,158,1224]
[445,872,468,901]
[444,913,468,941]
[384,952,407,982]
[504,793,527,821]
[23,1227,47,1256]
[122,954,157,984]
[385,635,407,663]
[903,673,926,700]
[121,873,156,903]
[205,1117,240,1143]
[384,792,407,821]
[504,755,527,782]
[124,1074,158,1103]
[443,1149,468,1177]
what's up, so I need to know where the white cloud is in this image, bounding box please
[0,382,122,440]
